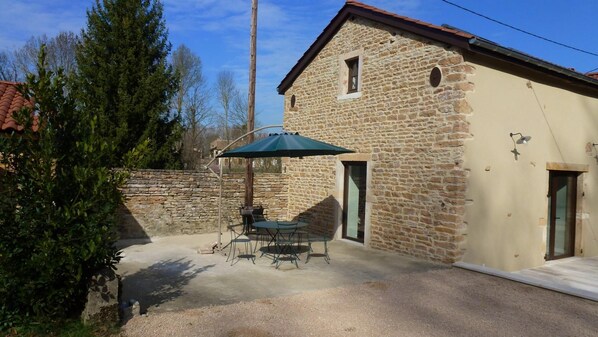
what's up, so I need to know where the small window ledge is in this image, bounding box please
[337,91,362,101]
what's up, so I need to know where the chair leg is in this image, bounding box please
[229,237,255,266]
[305,237,330,264]
[227,239,236,264]
[226,229,239,263]
[274,235,299,269]
[244,239,255,264]
[247,240,255,264]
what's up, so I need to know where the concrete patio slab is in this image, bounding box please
[116,233,445,314]
[118,234,598,337]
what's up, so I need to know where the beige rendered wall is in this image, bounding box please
[463,58,598,271]
[283,17,472,262]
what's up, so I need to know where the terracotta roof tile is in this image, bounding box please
[588,72,598,80]
[0,81,36,133]
[210,139,230,150]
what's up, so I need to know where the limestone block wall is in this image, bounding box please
[118,170,287,238]
[283,17,472,262]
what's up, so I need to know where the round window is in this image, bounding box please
[430,67,442,87]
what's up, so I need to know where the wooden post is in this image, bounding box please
[245,0,258,207]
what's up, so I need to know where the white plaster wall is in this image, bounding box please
[463,61,598,271]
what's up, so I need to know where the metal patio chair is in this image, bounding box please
[306,233,331,264]
[226,231,255,266]
[240,206,270,254]
[226,220,255,266]
[273,223,300,268]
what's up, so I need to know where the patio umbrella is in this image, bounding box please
[217,132,354,158]
[208,129,354,250]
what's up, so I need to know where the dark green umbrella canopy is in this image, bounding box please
[217,132,354,158]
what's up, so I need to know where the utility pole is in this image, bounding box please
[245,0,257,207]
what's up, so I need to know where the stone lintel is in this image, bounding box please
[338,153,372,162]
[545,162,589,173]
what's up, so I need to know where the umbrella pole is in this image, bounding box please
[217,157,223,250]
[203,124,283,251]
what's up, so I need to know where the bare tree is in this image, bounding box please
[216,70,238,143]
[47,31,79,75]
[172,44,212,169]
[215,71,257,139]
[12,31,79,80]
[231,93,248,136]
[12,37,39,77]
[0,51,18,81]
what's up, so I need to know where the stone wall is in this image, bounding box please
[118,170,287,238]
[282,17,471,262]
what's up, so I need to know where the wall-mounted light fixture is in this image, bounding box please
[510,132,532,144]
[509,132,531,160]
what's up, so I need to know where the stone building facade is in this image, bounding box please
[278,1,598,268]
[281,11,472,263]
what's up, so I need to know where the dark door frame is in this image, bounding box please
[342,161,367,243]
[546,170,578,260]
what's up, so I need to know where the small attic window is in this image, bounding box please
[346,57,359,93]
[337,49,363,100]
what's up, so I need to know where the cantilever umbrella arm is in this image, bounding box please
[203,124,283,250]
[204,124,283,177]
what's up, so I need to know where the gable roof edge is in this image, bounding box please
[277,1,598,95]
[468,37,598,87]
[277,2,472,95]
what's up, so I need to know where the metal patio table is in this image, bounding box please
[253,220,308,267]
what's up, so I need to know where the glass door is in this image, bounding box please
[343,162,366,243]
[546,171,577,260]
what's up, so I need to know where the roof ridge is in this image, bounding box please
[0,80,22,85]
[277,1,598,94]
[346,0,474,39]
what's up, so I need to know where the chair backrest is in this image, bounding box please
[239,206,267,224]
[276,223,297,235]
[252,206,267,223]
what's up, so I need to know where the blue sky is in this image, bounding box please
[0,0,597,126]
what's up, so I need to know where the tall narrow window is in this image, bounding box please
[346,57,359,93]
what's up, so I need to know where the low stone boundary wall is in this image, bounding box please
[118,169,287,238]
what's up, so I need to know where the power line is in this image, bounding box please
[440,0,598,58]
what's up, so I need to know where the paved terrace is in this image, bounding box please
[117,233,598,337]
[116,233,443,313]
[117,233,598,312]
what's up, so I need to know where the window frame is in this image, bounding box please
[338,49,363,100]
[346,57,359,94]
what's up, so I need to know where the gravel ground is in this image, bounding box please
[122,268,598,337]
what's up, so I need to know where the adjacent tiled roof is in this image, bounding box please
[210,139,230,151]
[277,0,598,94]
[211,137,252,151]
[0,81,36,133]
[588,72,598,80]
